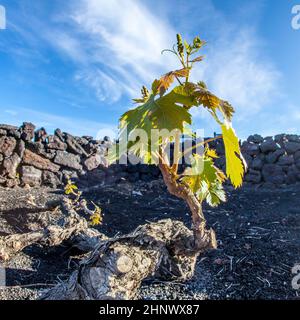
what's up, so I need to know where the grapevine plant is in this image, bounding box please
[111,35,246,250]
[64,179,103,226]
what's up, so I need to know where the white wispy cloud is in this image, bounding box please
[74,69,123,102]
[193,29,280,120]
[53,0,280,118]
[45,31,87,64]
[47,0,178,102]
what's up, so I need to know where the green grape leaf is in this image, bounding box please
[120,86,192,136]
[168,85,198,108]
[182,154,226,207]
[119,83,193,164]
[182,155,221,191]
[197,180,226,207]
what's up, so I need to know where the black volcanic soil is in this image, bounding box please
[0,180,299,300]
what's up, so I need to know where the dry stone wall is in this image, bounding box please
[1,123,300,189]
[209,133,300,188]
[0,123,110,188]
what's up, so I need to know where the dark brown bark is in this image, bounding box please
[158,162,217,251]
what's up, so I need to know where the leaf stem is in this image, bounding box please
[182,135,222,158]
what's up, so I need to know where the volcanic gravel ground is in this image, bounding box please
[0,180,299,300]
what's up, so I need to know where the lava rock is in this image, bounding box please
[20,166,42,186]
[27,142,56,160]
[23,149,60,172]
[242,142,260,156]
[127,163,139,173]
[286,165,300,184]
[116,172,129,182]
[47,135,67,151]
[0,136,16,157]
[247,134,264,144]
[0,125,20,139]
[65,133,88,157]
[62,169,78,182]
[28,142,58,161]
[215,142,225,155]
[245,169,262,183]
[277,154,294,166]
[34,127,48,143]
[262,182,276,189]
[214,156,226,168]
[54,151,82,170]
[285,134,300,143]
[265,149,285,164]
[20,122,36,141]
[15,140,25,158]
[283,142,300,154]
[1,153,21,178]
[0,175,5,184]
[0,124,18,131]
[7,128,21,139]
[42,171,62,188]
[294,151,300,162]
[262,164,286,184]
[84,154,104,171]
[54,129,65,142]
[82,136,93,141]
[264,136,274,141]
[295,160,300,170]
[260,140,280,153]
[75,137,89,146]
[274,134,285,144]
[251,157,263,170]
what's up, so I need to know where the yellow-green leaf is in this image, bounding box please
[205,148,218,159]
[221,124,245,188]
[182,154,226,207]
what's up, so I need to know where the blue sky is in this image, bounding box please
[0,0,299,139]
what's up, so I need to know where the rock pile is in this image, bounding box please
[208,133,300,187]
[241,134,300,187]
[0,123,111,188]
[1,123,300,188]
